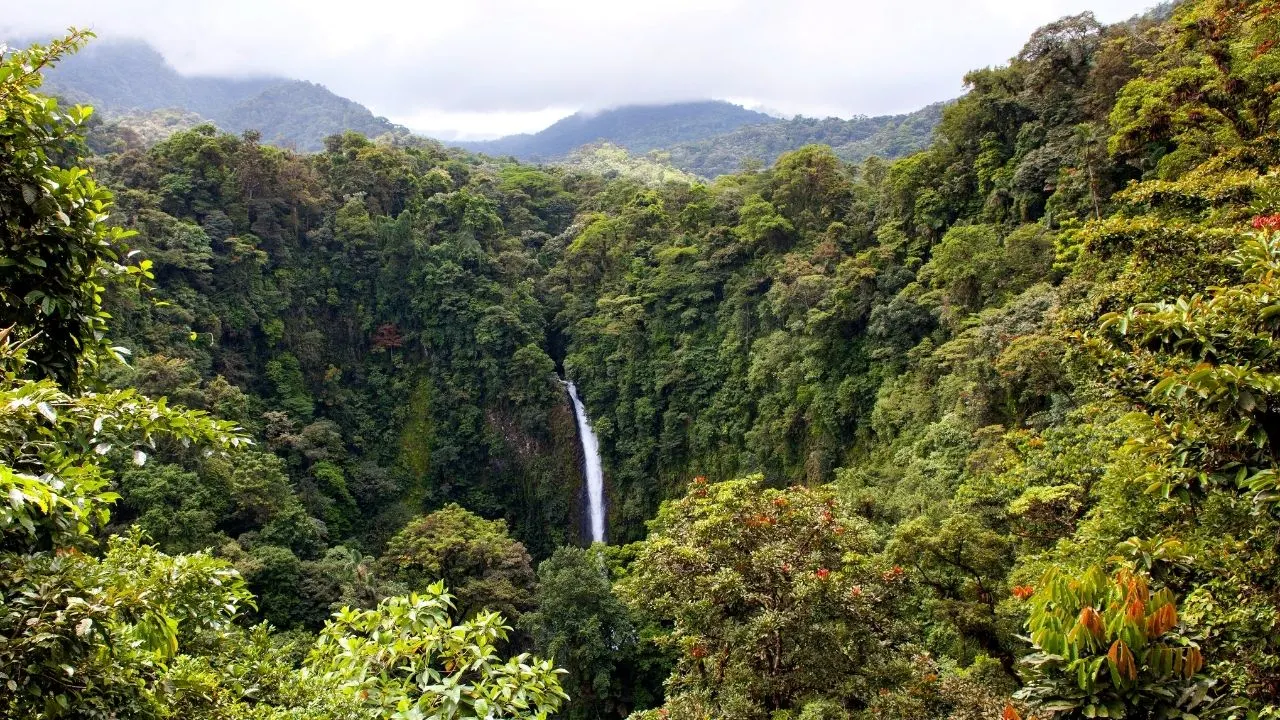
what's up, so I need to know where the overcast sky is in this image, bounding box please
[4,0,1157,140]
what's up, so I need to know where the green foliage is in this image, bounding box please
[0,532,253,720]
[1100,213,1280,506]
[0,30,140,386]
[0,189,249,720]
[295,585,568,720]
[380,503,537,623]
[1014,567,1215,718]
[617,477,900,718]
[521,545,665,719]
[1110,0,1280,161]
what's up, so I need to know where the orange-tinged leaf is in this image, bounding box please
[1126,598,1146,623]
[1183,646,1204,678]
[1079,607,1105,639]
[1107,639,1138,681]
[1147,602,1177,637]
[1002,703,1022,720]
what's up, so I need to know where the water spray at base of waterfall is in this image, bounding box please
[563,379,606,544]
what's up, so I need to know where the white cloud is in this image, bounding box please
[397,106,579,141]
[2,0,1160,138]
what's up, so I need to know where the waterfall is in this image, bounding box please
[564,379,605,543]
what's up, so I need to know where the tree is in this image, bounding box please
[0,31,139,387]
[379,503,537,623]
[521,545,651,720]
[295,585,568,719]
[617,477,901,719]
[920,224,1007,317]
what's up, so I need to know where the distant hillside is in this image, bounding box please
[664,103,947,178]
[460,100,945,178]
[29,38,403,151]
[84,108,206,154]
[213,80,402,150]
[557,143,699,185]
[459,101,774,160]
[35,39,277,114]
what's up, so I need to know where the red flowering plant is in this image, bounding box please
[1251,214,1280,232]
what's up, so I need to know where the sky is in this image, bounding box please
[4,0,1158,141]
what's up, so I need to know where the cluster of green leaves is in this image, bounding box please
[0,30,140,386]
[296,586,568,720]
[1014,566,1214,718]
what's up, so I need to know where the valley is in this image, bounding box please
[2,2,1279,719]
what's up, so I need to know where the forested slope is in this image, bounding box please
[661,102,947,177]
[461,101,943,179]
[457,101,775,161]
[33,38,405,150]
[3,1,1280,718]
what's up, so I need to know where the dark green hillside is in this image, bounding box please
[665,101,946,177]
[213,80,403,149]
[458,100,774,160]
[32,37,404,151]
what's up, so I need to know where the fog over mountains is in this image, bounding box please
[26,36,944,174]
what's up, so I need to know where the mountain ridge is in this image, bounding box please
[456,100,775,160]
[21,36,942,169]
[27,37,404,151]
[459,100,946,177]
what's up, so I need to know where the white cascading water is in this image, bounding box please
[564,380,605,543]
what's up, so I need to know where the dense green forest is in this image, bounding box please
[3,1,1280,718]
[659,102,947,178]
